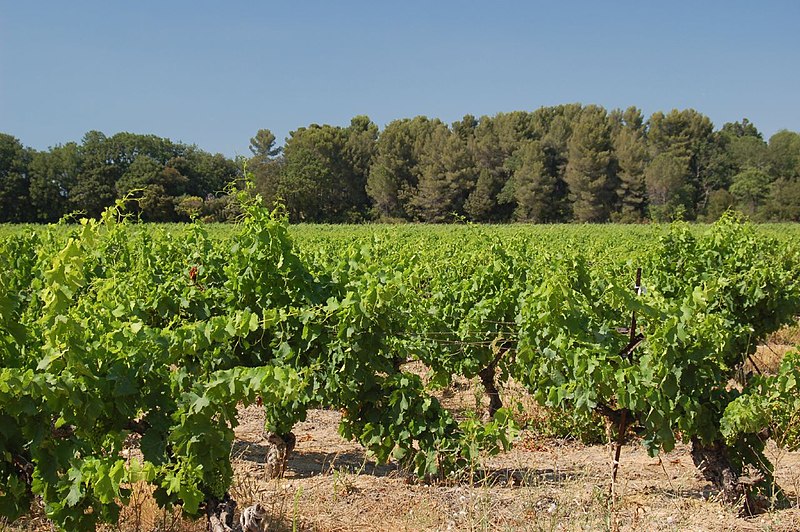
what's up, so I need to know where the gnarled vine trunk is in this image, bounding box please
[690,437,768,515]
[478,363,503,418]
[206,495,237,532]
[206,497,267,532]
[263,431,296,479]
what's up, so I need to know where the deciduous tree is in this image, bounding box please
[0,133,32,222]
[645,152,690,221]
[28,142,81,222]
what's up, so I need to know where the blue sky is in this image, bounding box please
[1,1,798,157]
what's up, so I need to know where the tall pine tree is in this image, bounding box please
[613,107,648,221]
[564,106,616,222]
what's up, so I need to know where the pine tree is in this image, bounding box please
[366,117,440,220]
[613,107,648,221]
[409,124,477,222]
[502,140,558,222]
[564,106,616,222]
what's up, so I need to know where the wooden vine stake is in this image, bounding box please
[610,267,643,504]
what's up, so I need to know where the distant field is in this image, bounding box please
[2,219,800,245]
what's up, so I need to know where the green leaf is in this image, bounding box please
[179,484,204,515]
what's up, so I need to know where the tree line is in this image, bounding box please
[2,104,800,223]
[0,131,241,223]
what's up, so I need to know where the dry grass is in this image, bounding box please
[746,320,800,375]
[5,425,800,532]
[99,483,204,532]
[748,344,794,375]
[767,320,800,347]
[218,434,800,532]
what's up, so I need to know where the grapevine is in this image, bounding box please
[1,200,799,529]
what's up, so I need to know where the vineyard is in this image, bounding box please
[1,196,800,531]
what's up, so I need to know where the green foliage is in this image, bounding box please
[4,106,800,222]
[564,105,616,222]
[722,350,800,450]
[275,121,373,222]
[0,204,305,529]
[730,167,771,216]
[0,197,521,529]
[526,407,608,444]
[764,177,800,221]
[612,108,648,222]
[645,152,691,221]
[2,186,800,529]
[515,213,800,470]
[503,140,558,222]
[0,133,33,222]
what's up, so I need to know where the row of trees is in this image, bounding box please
[251,107,800,223]
[2,105,800,223]
[0,131,241,222]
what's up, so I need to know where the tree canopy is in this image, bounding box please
[2,106,799,223]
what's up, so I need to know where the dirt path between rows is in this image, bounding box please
[226,404,800,531]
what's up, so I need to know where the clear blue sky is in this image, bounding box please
[2,1,798,157]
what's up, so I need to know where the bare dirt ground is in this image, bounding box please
[217,398,800,532]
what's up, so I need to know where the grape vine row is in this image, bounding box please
[1,198,799,529]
